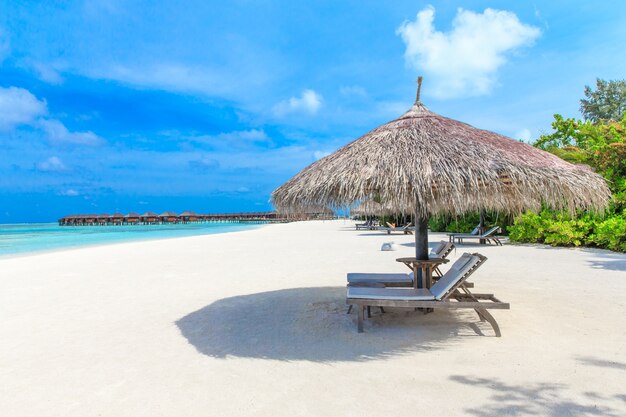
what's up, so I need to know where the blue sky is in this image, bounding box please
[0,1,624,222]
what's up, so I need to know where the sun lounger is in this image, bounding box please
[429,241,455,277]
[355,219,376,230]
[450,226,503,246]
[447,226,479,242]
[380,222,414,234]
[346,253,509,336]
[346,241,455,289]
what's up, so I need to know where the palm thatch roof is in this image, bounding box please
[300,205,333,215]
[272,100,610,218]
[351,200,392,216]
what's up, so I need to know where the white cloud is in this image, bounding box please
[273,89,323,116]
[39,119,104,146]
[35,156,67,172]
[188,156,220,173]
[397,6,541,99]
[30,62,64,84]
[218,129,269,143]
[0,87,48,131]
[185,129,271,149]
[313,150,331,160]
[0,86,105,146]
[60,189,80,196]
[339,85,368,98]
[92,63,259,99]
[515,128,533,142]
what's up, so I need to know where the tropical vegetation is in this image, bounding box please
[432,78,626,252]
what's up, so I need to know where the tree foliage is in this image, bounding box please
[509,81,626,252]
[580,78,626,122]
[533,113,626,207]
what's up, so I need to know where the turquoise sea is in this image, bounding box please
[0,222,265,258]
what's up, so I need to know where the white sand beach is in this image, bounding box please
[1,220,625,417]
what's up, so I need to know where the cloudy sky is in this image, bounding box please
[0,1,624,222]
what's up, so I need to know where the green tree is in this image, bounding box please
[580,78,626,122]
[509,80,626,252]
[533,113,626,207]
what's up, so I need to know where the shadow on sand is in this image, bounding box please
[450,374,624,416]
[584,251,626,271]
[175,286,488,362]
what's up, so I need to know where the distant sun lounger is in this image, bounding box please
[449,226,503,246]
[346,253,509,336]
[379,222,414,234]
[355,219,377,230]
[446,226,480,240]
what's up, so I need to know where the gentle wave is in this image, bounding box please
[0,222,265,257]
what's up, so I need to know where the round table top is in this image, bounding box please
[395,257,449,265]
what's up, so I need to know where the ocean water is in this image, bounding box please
[0,222,265,258]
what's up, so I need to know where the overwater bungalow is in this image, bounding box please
[59,211,285,226]
[179,211,199,223]
[140,212,159,224]
[125,212,141,224]
[97,213,110,225]
[159,211,178,223]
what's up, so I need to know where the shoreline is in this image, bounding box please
[0,222,268,261]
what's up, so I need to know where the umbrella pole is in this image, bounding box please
[479,209,486,244]
[414,200,429,260]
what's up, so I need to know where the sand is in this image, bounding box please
[1,220,625,417]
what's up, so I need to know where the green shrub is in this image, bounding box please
[508,210,626,252]
[588,213,626,252]
[508,211,549,243]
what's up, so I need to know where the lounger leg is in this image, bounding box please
[474,308,487,322]
[476,308,501,337]
[367,306,371,318]
[357,306,364,333]
[347,305,353,314]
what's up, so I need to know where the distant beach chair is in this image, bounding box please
[429,241,455,277]
[450,226,503,246]
[380,222,414,235]
[355,219,376,230]
[346,253,509,336]
[447,225,480,242]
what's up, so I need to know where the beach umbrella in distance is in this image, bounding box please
[271,77,611,260]
[351,199,398,217]
[351,200,383,217]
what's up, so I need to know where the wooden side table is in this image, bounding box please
[395,257,449,289]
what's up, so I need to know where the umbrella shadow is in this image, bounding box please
[175,286,489,362]
[576,355,626,371]
[450,375,624,416]
[584,252,626,271]
[521,245,626,271]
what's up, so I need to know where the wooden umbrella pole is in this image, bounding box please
[415,197,429,260]
[479,208,486,244]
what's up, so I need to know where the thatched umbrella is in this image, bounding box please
[272,78,611,260]
[351,200,383,217]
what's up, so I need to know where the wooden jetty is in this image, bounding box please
[58,211,297,226]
